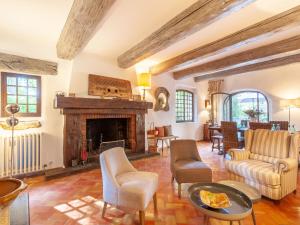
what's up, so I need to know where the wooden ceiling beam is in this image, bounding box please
[117,0,255,68]
[0,52,57,75]
[57,0,116,60]
[151,5,300,75]
[194,53,300,82]
[173,35,300,79]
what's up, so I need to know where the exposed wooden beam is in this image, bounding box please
[194,53,300,82]
[117,0,255,68]
[151,5,300,75]
[0,52,57,75]
[174,35,300,79]
[57,0,116,60]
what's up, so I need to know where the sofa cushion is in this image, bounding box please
[250,129,290,160]
[174,160,212,183]
[225,159,280,186]
[116,171,158,210]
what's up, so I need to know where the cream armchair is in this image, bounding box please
[100,147,158,225]
[225,129,300,200]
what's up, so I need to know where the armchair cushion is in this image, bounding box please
[116,171,158,210]
[174,160,212,184]
[273,158,298,173]
[227,149,250,160]
[225,160,280,186]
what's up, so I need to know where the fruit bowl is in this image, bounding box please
[0,178,27,208]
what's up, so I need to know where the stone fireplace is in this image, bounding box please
[56,96,152,167]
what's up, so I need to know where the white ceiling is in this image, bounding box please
[0,0,300,71]
[0,0,73,59]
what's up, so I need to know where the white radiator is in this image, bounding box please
[0,132,42,177]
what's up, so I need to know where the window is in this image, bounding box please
[224,91,269,124]
[1,72,41,117]
[176,90,194,122]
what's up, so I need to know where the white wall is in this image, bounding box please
[146,73,200,140]
[196,63,300,139]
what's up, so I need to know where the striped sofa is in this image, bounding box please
[225,129,300,200]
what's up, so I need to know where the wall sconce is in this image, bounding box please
[137,72,151,101]
[205,99,211,110]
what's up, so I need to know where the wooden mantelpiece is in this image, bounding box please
[56,96,153,167]
[56,96,153,111]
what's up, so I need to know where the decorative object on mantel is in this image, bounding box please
[154,87,170,111]
[88,74,132,99]
[132,94,142,101]
[243,109,264,122]
[137,72,151,101]
[0,120,41,130]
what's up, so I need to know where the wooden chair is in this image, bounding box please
[249,122,272,130]
[221,121,244,157]
[211,135,223,154]
[270,121,289,130]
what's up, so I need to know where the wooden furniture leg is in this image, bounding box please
[153,193,158,213]
[251,210,257,225]
[102,202,107,218]
[178,183,181,198]
[139,210,145,225]
[171,176,174,182]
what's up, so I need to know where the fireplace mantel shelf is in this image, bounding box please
[56,96,153,111]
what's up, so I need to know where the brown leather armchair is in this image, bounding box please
[170,139,212,198]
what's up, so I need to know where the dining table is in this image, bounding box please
[208,125,248,142]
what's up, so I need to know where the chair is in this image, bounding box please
[270,121,289,130]
[100,147,158,225]
[221,121,244,157]
[226,129,300,200]
[249,122,272,130]
[211,134,223,154]
[170,140,212,198]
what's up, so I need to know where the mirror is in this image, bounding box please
[154,87,170,111]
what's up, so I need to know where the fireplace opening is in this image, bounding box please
[86,118,130,152]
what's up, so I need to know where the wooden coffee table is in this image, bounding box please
[188,183,253,225]
[218,180,261,225]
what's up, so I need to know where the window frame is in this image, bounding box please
[224,90,269,122]
[176,89,194,123]
[1,72,41,117]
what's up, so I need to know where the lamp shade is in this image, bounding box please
[280,99,300,109]
[137,72,151,89]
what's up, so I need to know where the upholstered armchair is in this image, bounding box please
[225,129,300,200]
[170,139,212,198]
[100,147,158,225]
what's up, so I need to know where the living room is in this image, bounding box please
[1,0,300,225]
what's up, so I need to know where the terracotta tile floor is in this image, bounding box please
[25,142,300,225]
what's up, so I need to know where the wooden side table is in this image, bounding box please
[203,124,210,141]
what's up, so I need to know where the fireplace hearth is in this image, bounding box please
[86,118,130,152]
[56,96,153,167]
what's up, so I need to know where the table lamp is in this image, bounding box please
[280,99,300,125]
[137,72,151,101]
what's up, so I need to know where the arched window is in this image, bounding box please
[176,90,194,122]
[225,91,269,123]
